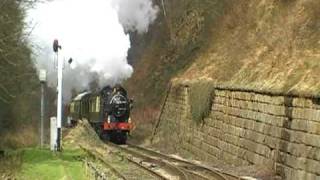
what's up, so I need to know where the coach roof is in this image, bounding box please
[73,92,91,101]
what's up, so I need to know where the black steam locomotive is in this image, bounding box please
[68,85,133,144]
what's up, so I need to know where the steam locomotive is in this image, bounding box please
[68,85,133,144]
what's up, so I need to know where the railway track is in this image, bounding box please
[80,145,163,180]
[126,144,234,180]
[106,143,231,180]
[109,144,188,180]
[80,142,240,179]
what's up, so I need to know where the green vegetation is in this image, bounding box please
[0,0,56,149]
[189,81,214,124]
[0,0,38,148]
[18,148,87,180]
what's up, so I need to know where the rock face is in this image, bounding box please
[154,83,320,180]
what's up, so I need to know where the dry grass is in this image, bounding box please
[1,125,38,149]
[129,107,160,144]
[64,119,102,148]
[0,150,22,178]
[126,0,320,145]
[181,0,320,95]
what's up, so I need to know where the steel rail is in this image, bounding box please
[107,142,189,180]
[183,169,212,180]
[125,143,231,180]
[125,157,167,180]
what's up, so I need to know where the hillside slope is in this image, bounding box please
[126,0,320,120]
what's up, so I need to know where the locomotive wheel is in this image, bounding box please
[109,131,127,144]
[101,132,111,142]
[117,132,127,144]
[97,130,127,144]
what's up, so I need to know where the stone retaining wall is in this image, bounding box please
[155,84,320,180]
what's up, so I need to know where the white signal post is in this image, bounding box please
[53,39,62,151]
[39,69,46,148]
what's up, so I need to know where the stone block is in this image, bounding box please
[307,147,320,161]
[222,141,239,155]
[291,119,309,132]
[292,98,313,108]
[283,152,306,170]
[252,153,274,168]
[215,140,222,149]
[266,136,280,149]
[253,122,266,134]
[242,138,257,151]
[267,126,282,138]
[222,151,239,165]
[224,133,239,145]
[254,94,264,103]
[292,108,320,122]
[271,96,285,105]
[192,138,202,147]
[234,117,245,128]
[204,152,219,163]
[257,143,271,157]
[282,165,294,180]
[273,116,287,127]
[306,158,320,175]
[208,128,221,138]
[287,142,312,158]
[249,130,266,144]
[293,170,318,180]
[205,135,219,147]
[271,105,286,116]
[244,119,255,131]
[203,142,220,156]
[213,96,223,105]
[245,150,257,164]
[307,121,320,135]
[260,95,272,104]
[215,90,225,97]
[276,163,293,180]
[302,133,320,147]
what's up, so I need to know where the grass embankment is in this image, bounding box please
[18,147,87,180]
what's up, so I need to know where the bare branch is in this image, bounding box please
[0,0,9,11]
[0,31,23,43]
[0,84,16,98]
[0,56,18,67]
[0,95,10,104]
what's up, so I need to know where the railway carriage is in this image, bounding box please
[68,85,133,144]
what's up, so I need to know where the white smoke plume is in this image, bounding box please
[27,0,158,100]
[112,0,159,34]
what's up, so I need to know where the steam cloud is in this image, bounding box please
[27,0,158,100]
[112,0,159,34]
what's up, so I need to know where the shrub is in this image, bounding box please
[189,81,214,124]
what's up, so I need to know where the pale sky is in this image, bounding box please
[27,0,133,85]
[26,0,158,99]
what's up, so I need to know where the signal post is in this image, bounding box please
[53,39,62,151]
